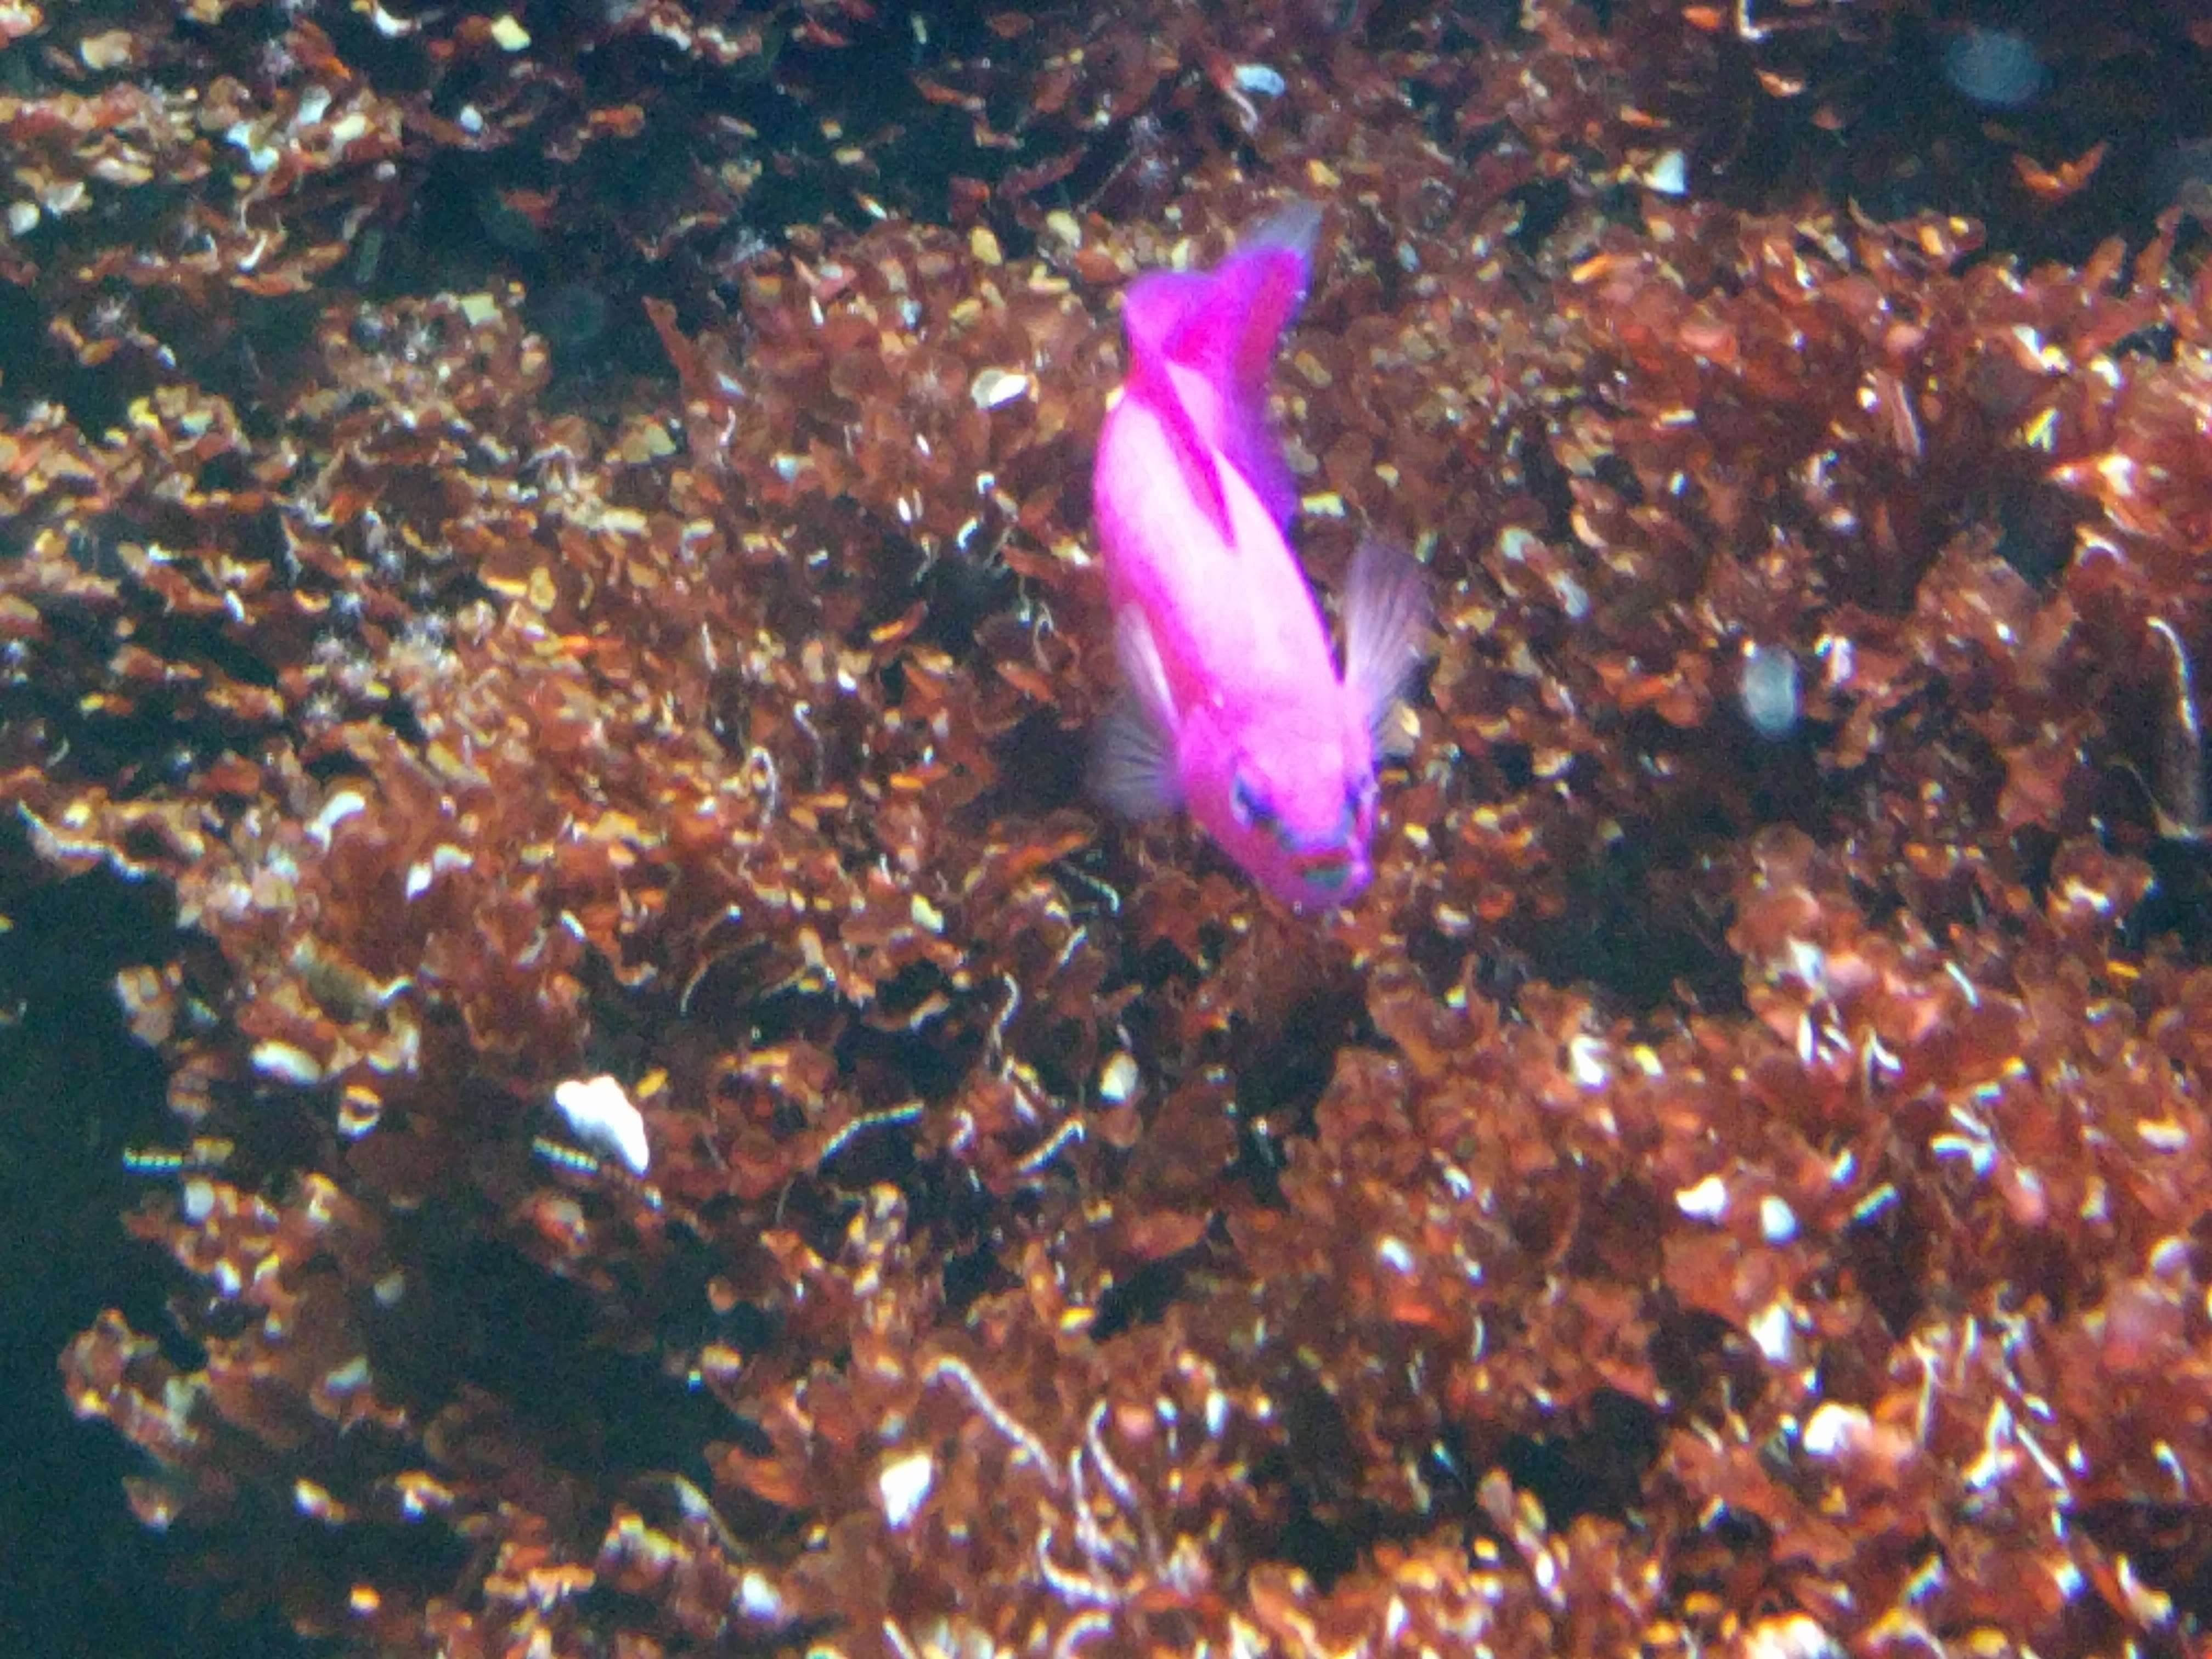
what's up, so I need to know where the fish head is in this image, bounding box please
[1179,699,1379,910]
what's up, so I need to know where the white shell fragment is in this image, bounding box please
[404,843,474,899]
[1743,1612,1841,1659]
[252,1039,325,1087]
[1800,1401,1871,1459]
[1098,1050,1139,1104]
[737,1570,785,1623]
[876,1449,935,1528]
[1748,1299,1795,1365]
[1675,1173,1729,1222]
[552,1074,651,1175]
[307,788,367,848]
[1640,149,1688,195]
[969,366,1032,410]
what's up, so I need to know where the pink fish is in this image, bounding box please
[1090,202,1429,910]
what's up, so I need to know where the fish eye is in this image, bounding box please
[1230,774,1277,829]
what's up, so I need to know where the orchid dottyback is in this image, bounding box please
[1090,201,1430,910]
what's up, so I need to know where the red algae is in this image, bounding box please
[8,0,2212,1655]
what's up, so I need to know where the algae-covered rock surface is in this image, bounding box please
[7,2,2212,1654]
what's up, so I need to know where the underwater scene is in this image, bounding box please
[5,0,2212,1654]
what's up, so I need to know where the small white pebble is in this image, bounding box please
[969,366,1031,410]
[1567,1032,1609,1089]
[1743,1612,1841,1659]
[306,788,366,848]
[876,1450,934,1528]
[1675,1173,1729,1222]
[1098,1051,1139,1104]
[252,1039,325,1087]
[323,1356,370,1394]
[737,1570,785,1622]
[1800,1401,1869,1459]
[403,843,473,900]
[1760,1194,1799,1243]
[2138,1117,2190,1152]
[552,1075,650,1175]
[1748,1299,1795,1365]
[1640,149,1688,195]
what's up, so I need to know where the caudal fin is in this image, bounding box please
[1163,201,1321,391]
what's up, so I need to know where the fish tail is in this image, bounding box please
[1174,200,1320,392]
[1116,201,1321,527]
[1120,204,1320,381]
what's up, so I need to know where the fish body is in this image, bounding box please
[1091,202,1429,910]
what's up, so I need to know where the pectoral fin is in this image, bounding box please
[1091,695,1181,820]
[1091,608,1183,820]
[1341,536,1432,746]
